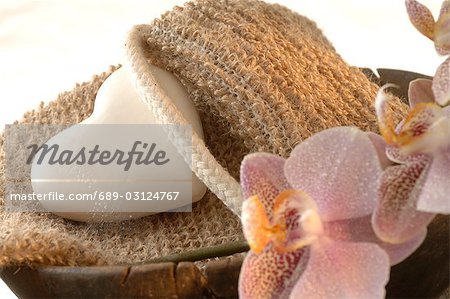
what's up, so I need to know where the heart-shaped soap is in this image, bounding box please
[31,66,207,222]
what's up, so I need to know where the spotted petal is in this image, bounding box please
[290,240,390,299]
[326,216,427,265]
[406,0,436,40]
[240,153,290,218]
[396,102,448,154]
[435,44,450,56]
[372,160,435,243]
[433,57,450,106]
[417,152,450,213]
[239,247,309,299]
[408,78,435,108]
[386,144,429,164]
[241,190,321,254]
[271,190,323,252]
[285,127,382,221]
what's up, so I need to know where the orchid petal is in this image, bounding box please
[239,247,309,299]
[375,85,398,144]
[405,0,435,40]
[433,57,450,106]
[436,44,450,56]
[285,127,382,221]
[417,152,450,213]
[439,0,450,19]
[242,195,274,254]
[435,1,450,53]
[435,37,450,56]
[373,161,435,243]
[379,228,427,265]
[367,132,393,169]
[326,216,427,265]
[386,144,429,164]
[444,105,450,117]
[240,153,290,217]
[396,102,448,154]
[290,240,390,299]
[272,190,323,252]
[408,78,435,108]
[242,190,323,254]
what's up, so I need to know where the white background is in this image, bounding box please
[0,1,444,298]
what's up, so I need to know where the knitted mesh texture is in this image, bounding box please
[0,0,406,267]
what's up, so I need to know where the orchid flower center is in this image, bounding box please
[242,190,324,254]
[375,86,450,154]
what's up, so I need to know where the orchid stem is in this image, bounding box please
[141,240,249,264]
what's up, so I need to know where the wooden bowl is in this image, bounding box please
[1,215,448,298]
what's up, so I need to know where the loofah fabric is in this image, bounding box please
[0,0,406,267]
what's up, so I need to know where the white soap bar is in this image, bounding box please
[31,66,207,222]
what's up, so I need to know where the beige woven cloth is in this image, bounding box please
[0,0,406,267]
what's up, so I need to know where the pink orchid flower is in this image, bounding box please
[373,80,450,243]
[406,0,450,55]
[406,0,450,105]
[238,127,425,299]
